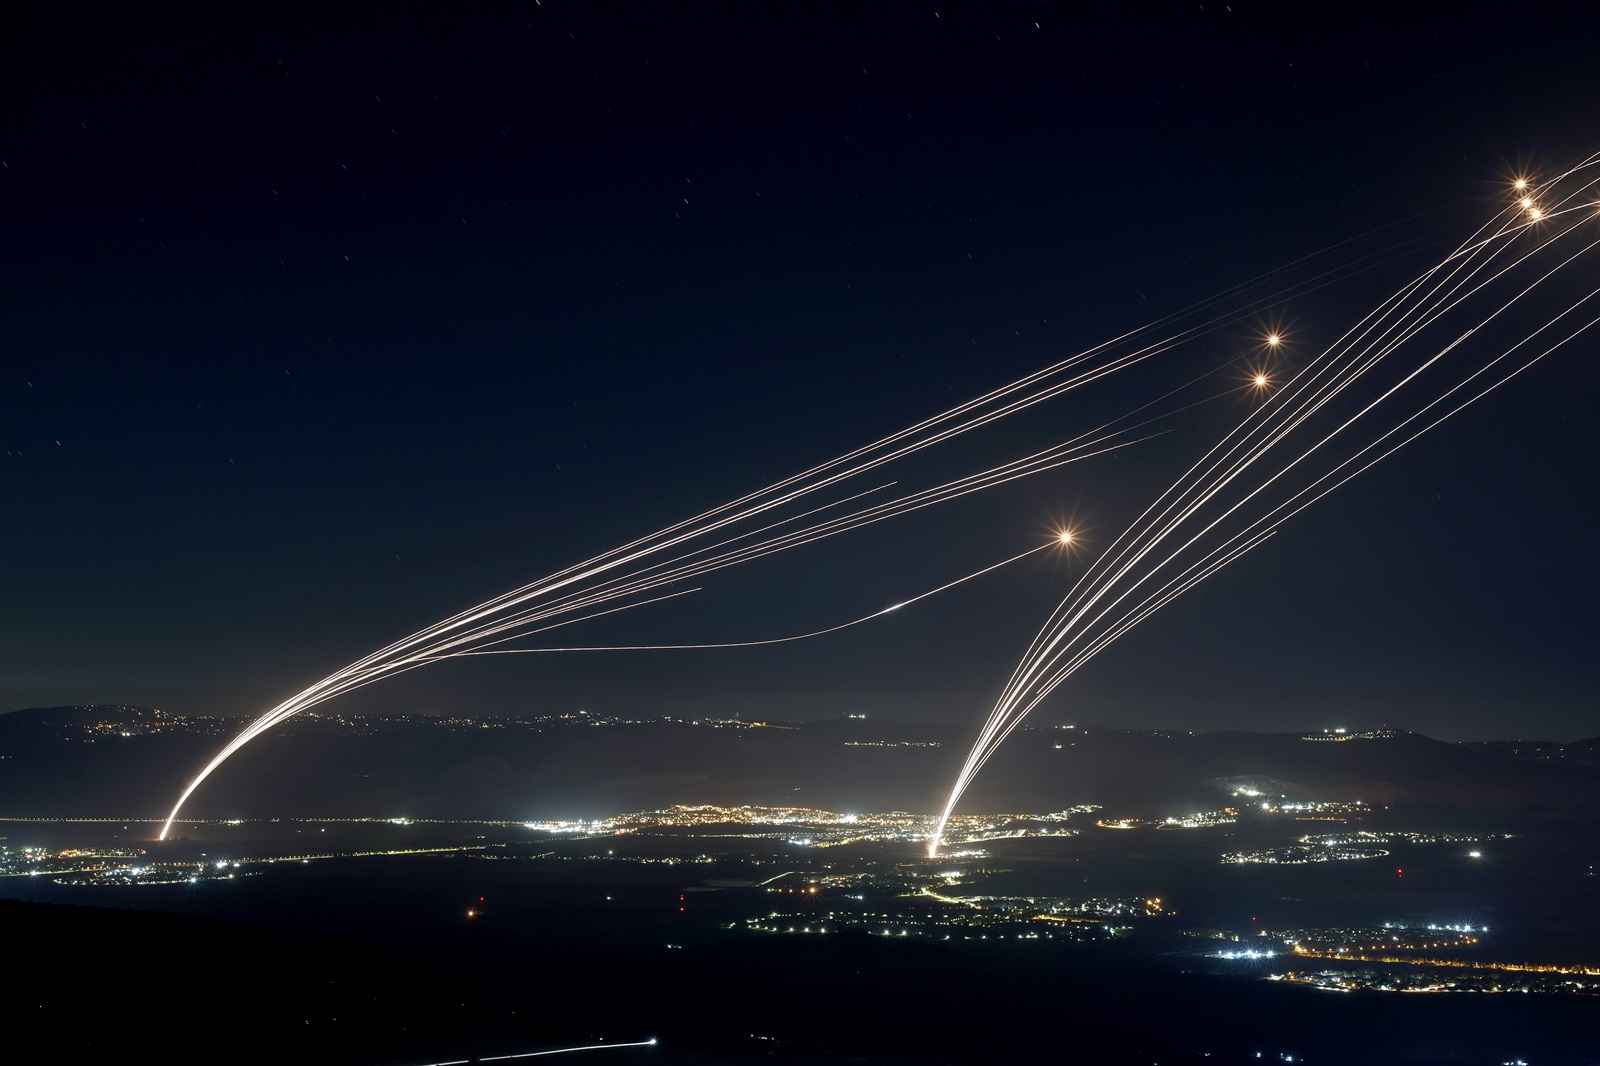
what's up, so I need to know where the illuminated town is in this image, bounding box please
[4,782,1586,1007]
[1096,808,1237,830]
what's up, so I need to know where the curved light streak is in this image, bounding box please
[416,1038,659,1065]
[159,155,1591,841]
[434,539,1062,657]
[930,151,1600,854]
[156,349,1205,836]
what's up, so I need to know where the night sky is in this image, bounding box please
[6,3,1597,741]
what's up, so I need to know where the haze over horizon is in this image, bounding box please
[5,701,1597,747]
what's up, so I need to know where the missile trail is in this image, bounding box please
[414,1038,658,1065]
[928,152,1600,854]
[433,540,1061,657]
[160,153,1596,841]
[159,392,1194,836]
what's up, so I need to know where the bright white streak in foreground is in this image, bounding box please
[929,153,1600,855]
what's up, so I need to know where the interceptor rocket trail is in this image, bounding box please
[929,152,1600,854]
[159,154,1598,841]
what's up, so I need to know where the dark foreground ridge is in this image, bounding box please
[12,896,1595,1066]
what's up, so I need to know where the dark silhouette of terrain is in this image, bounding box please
[4,705,1598,823]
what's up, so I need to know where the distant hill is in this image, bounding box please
[5,703,1600,824]
[1463,737,1600,766]
[2,704,163,727]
